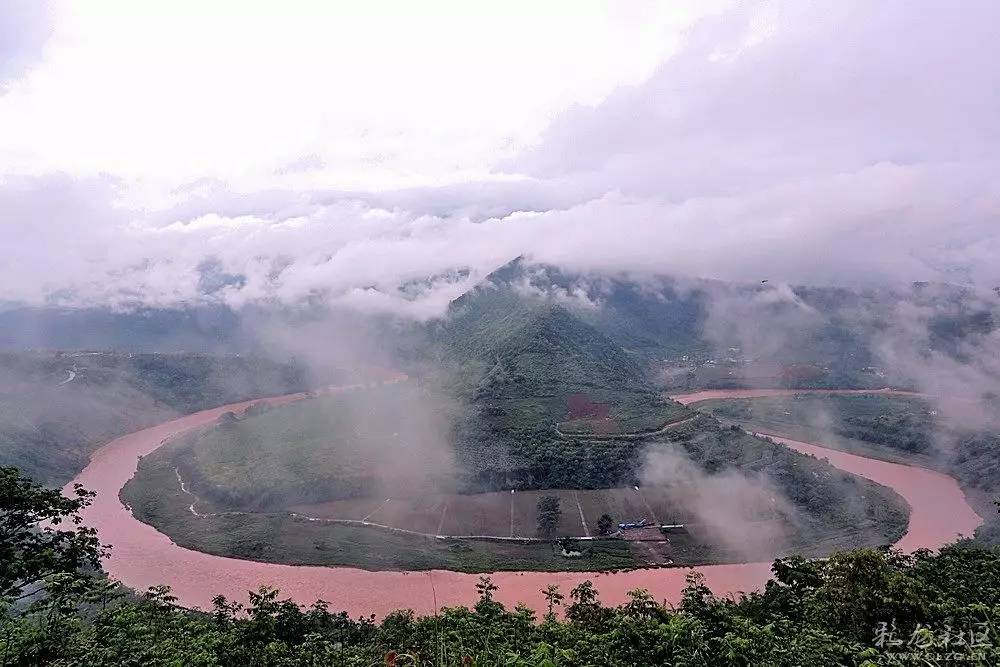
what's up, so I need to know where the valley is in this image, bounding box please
[9,263,996,612]
[4,272,997,660]
[66,382,978,617]
[120,276,913,573]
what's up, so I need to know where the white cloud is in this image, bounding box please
[0,1,998,316]
[0,0,52,89]
[511,1,1000,196]
[0,0,717,191]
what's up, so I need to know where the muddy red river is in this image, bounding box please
[65,385,981,618]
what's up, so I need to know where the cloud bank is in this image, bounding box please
[0,1,998,315]
[0,0,51,90]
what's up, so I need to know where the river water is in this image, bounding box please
[65,386,981,618]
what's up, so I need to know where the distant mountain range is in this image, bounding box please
[431,258,999,392]
[0,304,249,352]
[3,258,996,393]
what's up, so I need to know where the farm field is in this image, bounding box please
[292,486,700,539]
[169,380,456,510]
[124,455,640,572]
[128,448,787,570]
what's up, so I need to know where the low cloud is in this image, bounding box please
[872,296,1000,429]
[640,443,795,560]
[0,1,997,319]
[699,281,824,365]
[0,0,52,90]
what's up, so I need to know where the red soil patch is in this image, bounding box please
[566,394,611,420]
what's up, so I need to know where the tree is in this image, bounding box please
[541,584,564,622]
[5,453,1000,664]
[242,402,271,418]
[596,513,614,536]
[536,496,561,539]
[474,576,503,619]
[565,580,609,629]
[0,466,105,602]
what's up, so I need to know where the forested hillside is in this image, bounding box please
[429,273,693,490]
[118,274,909,571]
[454,259,1000,393]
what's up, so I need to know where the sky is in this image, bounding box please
[0,0,998,316]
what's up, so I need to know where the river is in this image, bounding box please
[65,386,981,618]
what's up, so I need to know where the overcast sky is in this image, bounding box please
[1,0,997,316]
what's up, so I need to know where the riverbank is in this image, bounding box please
[66,385,980,618]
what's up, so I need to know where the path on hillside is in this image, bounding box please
[554,413,699,440]
[670,386,926,404]
[66,384,979,619]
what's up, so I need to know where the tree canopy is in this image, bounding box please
[0,466,104,601]
[536,496,561,539]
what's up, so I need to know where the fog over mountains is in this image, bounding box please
[1,0,997,435]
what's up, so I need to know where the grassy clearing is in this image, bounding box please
[292,487,689,539]
[167,381,454,509]
[554,397,691,436]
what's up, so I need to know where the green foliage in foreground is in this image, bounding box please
[4,465,1000,666]
[5,547,1000,666]
[0,468,104,602]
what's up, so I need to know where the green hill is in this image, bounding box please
[449,299,650,399]
[432,267,692,471]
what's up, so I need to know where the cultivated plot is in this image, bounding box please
[291,486,692,538]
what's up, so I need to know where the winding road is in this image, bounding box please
[65,385,981,618]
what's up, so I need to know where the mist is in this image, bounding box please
[0,2,997,318]
[239,309,463,502]
[640,439,796,561]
